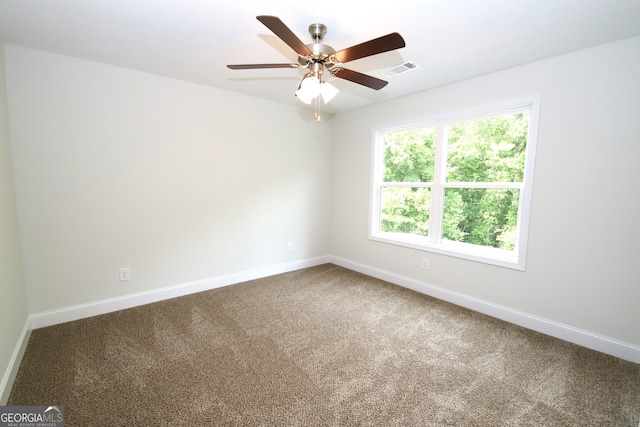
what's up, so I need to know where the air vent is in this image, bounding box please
[381,61,419,78]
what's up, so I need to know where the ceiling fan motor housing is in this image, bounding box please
[299,44,336,67]
[298,24,336,68]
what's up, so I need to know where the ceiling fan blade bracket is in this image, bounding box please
[297,54,313,66]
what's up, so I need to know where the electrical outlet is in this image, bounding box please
[421,258,429,270]
[286,242,293,252]
[119,267,130,281]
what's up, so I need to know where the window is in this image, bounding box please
[370,97,539,270]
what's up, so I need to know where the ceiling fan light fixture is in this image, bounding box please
[296,75,339,105]
[295,75,320,104]
[320,82,339,103]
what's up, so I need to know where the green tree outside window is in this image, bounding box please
[380,112,529,250]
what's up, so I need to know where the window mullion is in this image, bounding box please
[430,123,446,243]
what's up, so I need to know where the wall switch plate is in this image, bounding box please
[421,258,429,270]
[286,242,293,252]
[119,267,130,281]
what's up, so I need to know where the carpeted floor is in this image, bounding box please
[9,264,640,426]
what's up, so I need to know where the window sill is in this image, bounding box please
[369,232,525,271]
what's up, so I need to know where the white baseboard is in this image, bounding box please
[329,256,640,364]
[0,318,31,405]
[25,254,640,364]
[30,256,331,329]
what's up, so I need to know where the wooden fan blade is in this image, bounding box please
[256,15,313,57]
[332,68,388,90]
[227,63,299,70]
[333,33,405,63]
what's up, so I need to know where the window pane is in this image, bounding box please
[383,127,436,182]
[446,112,529,182]
[381,187,430,236]
[442,188,520,250]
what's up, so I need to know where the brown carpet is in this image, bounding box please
[9,264,640,426]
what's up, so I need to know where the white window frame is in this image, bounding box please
[369,96,540,270]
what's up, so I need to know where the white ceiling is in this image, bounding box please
[1,0,639,116]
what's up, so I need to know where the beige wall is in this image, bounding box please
[5,45,332,314]
[2,36,639,389]
[330,37,640,346]
[0,40,29,403]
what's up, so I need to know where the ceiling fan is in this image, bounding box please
[227,16,406,121]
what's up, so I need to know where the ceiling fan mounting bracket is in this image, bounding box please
[308,23,327,43]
